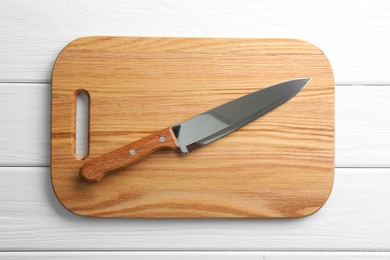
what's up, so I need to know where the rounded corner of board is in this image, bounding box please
[49,177,81,218]
[300,175,335,218]
[285,38,320,50]
[293,39,334,79]
[52,36,99,60]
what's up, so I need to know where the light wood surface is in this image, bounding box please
[1,84,389,167]
[1,0,390,83]
[2,167,390,250]
[1,0,389,256]
[51,37,334,218]
[2,252,390,260]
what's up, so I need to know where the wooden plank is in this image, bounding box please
[0,83,50,166]
[335,85,390,167]
[0,0,390,83]
[1,84,389,167]
[1,252,390,260]
[51,37,334,218]
[1,167,389,250]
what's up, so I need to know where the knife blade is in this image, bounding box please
[80,78,310,182]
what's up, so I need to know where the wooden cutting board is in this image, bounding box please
[51,37,334,218]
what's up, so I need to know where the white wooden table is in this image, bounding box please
[1,1,390,259]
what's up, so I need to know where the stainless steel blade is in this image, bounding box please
[172,78,310,153]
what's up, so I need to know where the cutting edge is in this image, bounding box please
[172,78,311,153]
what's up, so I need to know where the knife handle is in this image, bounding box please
[79,127,179,182]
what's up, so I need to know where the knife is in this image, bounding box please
[80,78,310,182]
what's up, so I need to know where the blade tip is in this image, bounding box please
[297,77,311,90]
[301,77,311,84]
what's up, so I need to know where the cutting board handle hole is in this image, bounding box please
[74,90,90,160]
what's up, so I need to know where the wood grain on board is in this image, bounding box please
[51,37,334,218]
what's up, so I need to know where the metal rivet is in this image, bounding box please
[159,136,166,143]
[129,149,136,155]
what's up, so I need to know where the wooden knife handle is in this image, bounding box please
[79,127,179,182]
